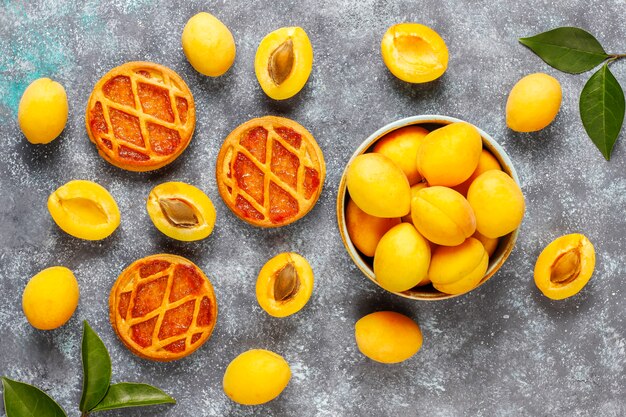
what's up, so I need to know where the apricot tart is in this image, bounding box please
[109,254,217,361]
[216,116,325,227]
[86,61,196,171]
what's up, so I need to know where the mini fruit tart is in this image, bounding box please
[86,61,196,171]
[109,254,217,361]
[216,116,325,227]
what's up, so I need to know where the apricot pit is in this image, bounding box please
[534,234,595,300]
[256,252,314,317]
[147,182,216,241]
[255,27,313,100]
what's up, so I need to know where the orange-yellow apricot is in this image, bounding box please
[429,237,488,295]
[473,230,499,257]
[402,182,428,224]
[346,198,400,257]
[182,12,236,77]
[416,122,482,187]
[381,23,448,83]
[22,266,79,330]
[373,223,430,292]
[48,180,120,240]
[223,349,290,405]
[255,27,313,100]
[453,149,502,196]
[534,234,595,300]
[18,78,68,144]
[506,73,562,132]
[256,253,314,317]
[346,153,411,218]
[411,186,476,246]
[467,170,525,238]
[146,182,216,242]
[373,126,429,185]
[355,311,423,363]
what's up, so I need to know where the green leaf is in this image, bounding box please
[89,383,176,412]
[580,64,626,160]
[1,377,67,417]
[79,321,112,412]
[519,27,610,74]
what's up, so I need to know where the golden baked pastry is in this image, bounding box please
[109,254,217,361]
[216,116,325,227]
[86,61,195,171]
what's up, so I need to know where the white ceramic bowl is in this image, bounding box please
[337,115,521,300]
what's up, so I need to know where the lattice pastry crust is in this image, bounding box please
[109,254,217,362]
[216,116,325,228]
[86,61,195,171]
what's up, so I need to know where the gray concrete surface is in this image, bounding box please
[0,0,624,416]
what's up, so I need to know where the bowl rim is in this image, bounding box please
[336,114,521,301]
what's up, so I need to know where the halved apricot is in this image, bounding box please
[146,181,216,242]
[48,180,120,240]
[256,252,313,317]
[255,27,313,100]
[534,234,595,300]
[381,23,448,83]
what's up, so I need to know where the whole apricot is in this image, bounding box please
[22,266,79,330]
[473,230,499,257]
[453,149,502,196]
[18,78,68,144]
[182,12,236,77]
[411,186,476,246]
[147,181,216,241]
[381,23,448,83]
[416,122,482,187]
[255,27,313,100]
[355,311,422,363]
[506,73,562,132]
[429,238,488,295]
[346,153,411,218]
[223,349,291,405]
[256,252,314,318]
[373,125,428,185]
[373,223,430,292]
[346,198,400,257]
[48,180,120,240]
[534,234,595,300]
[401,182,428,224]
[467,170,525,238]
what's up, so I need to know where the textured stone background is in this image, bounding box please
[1,0,625,416]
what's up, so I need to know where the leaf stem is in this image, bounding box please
[608,53,626,64]
[81,413,89,417]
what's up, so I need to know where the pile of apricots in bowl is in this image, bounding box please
[338,116,526,299]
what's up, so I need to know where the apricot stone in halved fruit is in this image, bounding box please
[147,181,216,241]
[381,23,448,84]
[346,198,400,257]
[48,180,120,240]
[255,27,313,100]
[534,234,595,300]
[256,252,314,317]
[373,125,429,185]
